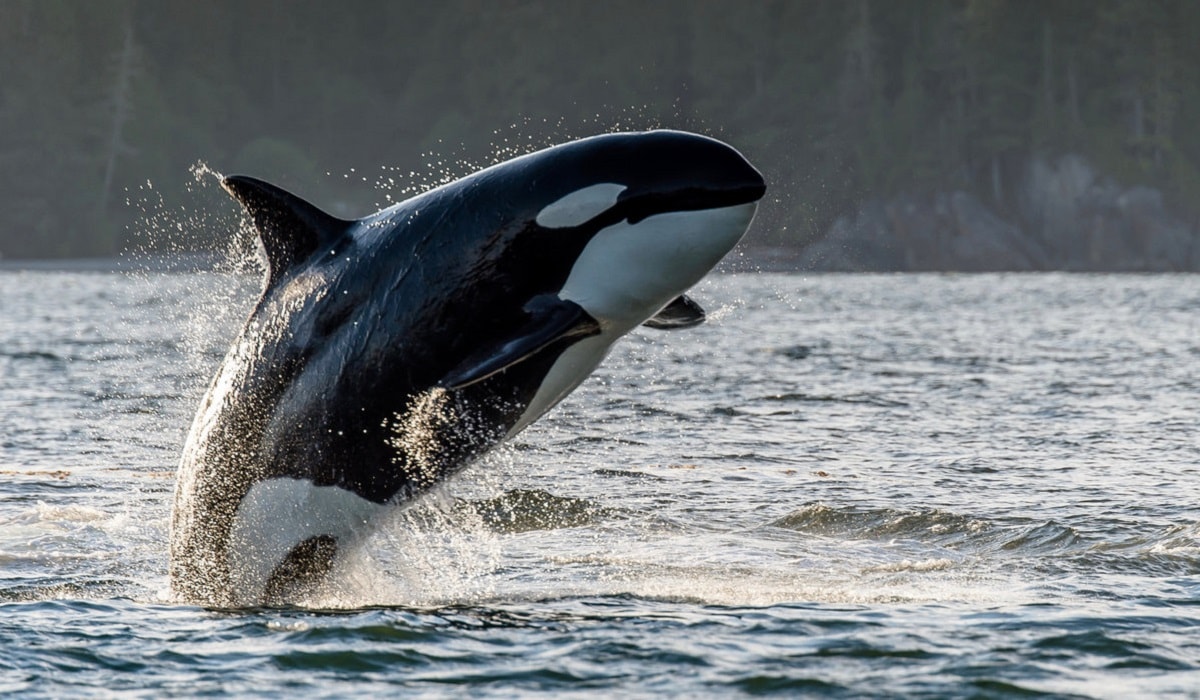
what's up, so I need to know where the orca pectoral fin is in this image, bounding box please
[642,294,706,330]
[442,296,601,390]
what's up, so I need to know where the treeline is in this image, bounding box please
[1,0,1197,258]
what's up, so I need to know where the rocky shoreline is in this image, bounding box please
[788,155,1200,272]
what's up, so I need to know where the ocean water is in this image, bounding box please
[0,267,1197,698]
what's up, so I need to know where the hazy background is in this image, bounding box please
[2,0,1198,269]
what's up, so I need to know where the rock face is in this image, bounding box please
[799,155,1199,271]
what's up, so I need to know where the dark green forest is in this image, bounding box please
[1,0,1198,260]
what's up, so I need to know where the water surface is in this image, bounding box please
[1,270,1197,697]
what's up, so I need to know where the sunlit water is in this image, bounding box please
[1,268,1198,698]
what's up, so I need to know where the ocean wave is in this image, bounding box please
[766,503,1107,563]
[769,502,991,544]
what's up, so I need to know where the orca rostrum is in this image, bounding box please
[169,130,766,606]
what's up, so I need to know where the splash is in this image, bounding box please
[297,485,504,609]
[384,388,458,491]
[123,161,258,272]
[122,161,263,389]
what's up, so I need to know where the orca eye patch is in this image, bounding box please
[535,183,627,229]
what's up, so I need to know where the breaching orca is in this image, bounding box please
[169,130,765,607]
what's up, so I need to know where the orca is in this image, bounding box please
[169,130,765,607]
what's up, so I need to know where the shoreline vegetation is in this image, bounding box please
[3,1,1199,270]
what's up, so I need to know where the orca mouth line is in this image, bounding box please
[620,183,766,225]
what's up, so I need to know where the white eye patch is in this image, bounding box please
[535,183,627,229]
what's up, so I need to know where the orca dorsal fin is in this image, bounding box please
[222,175,352,286]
